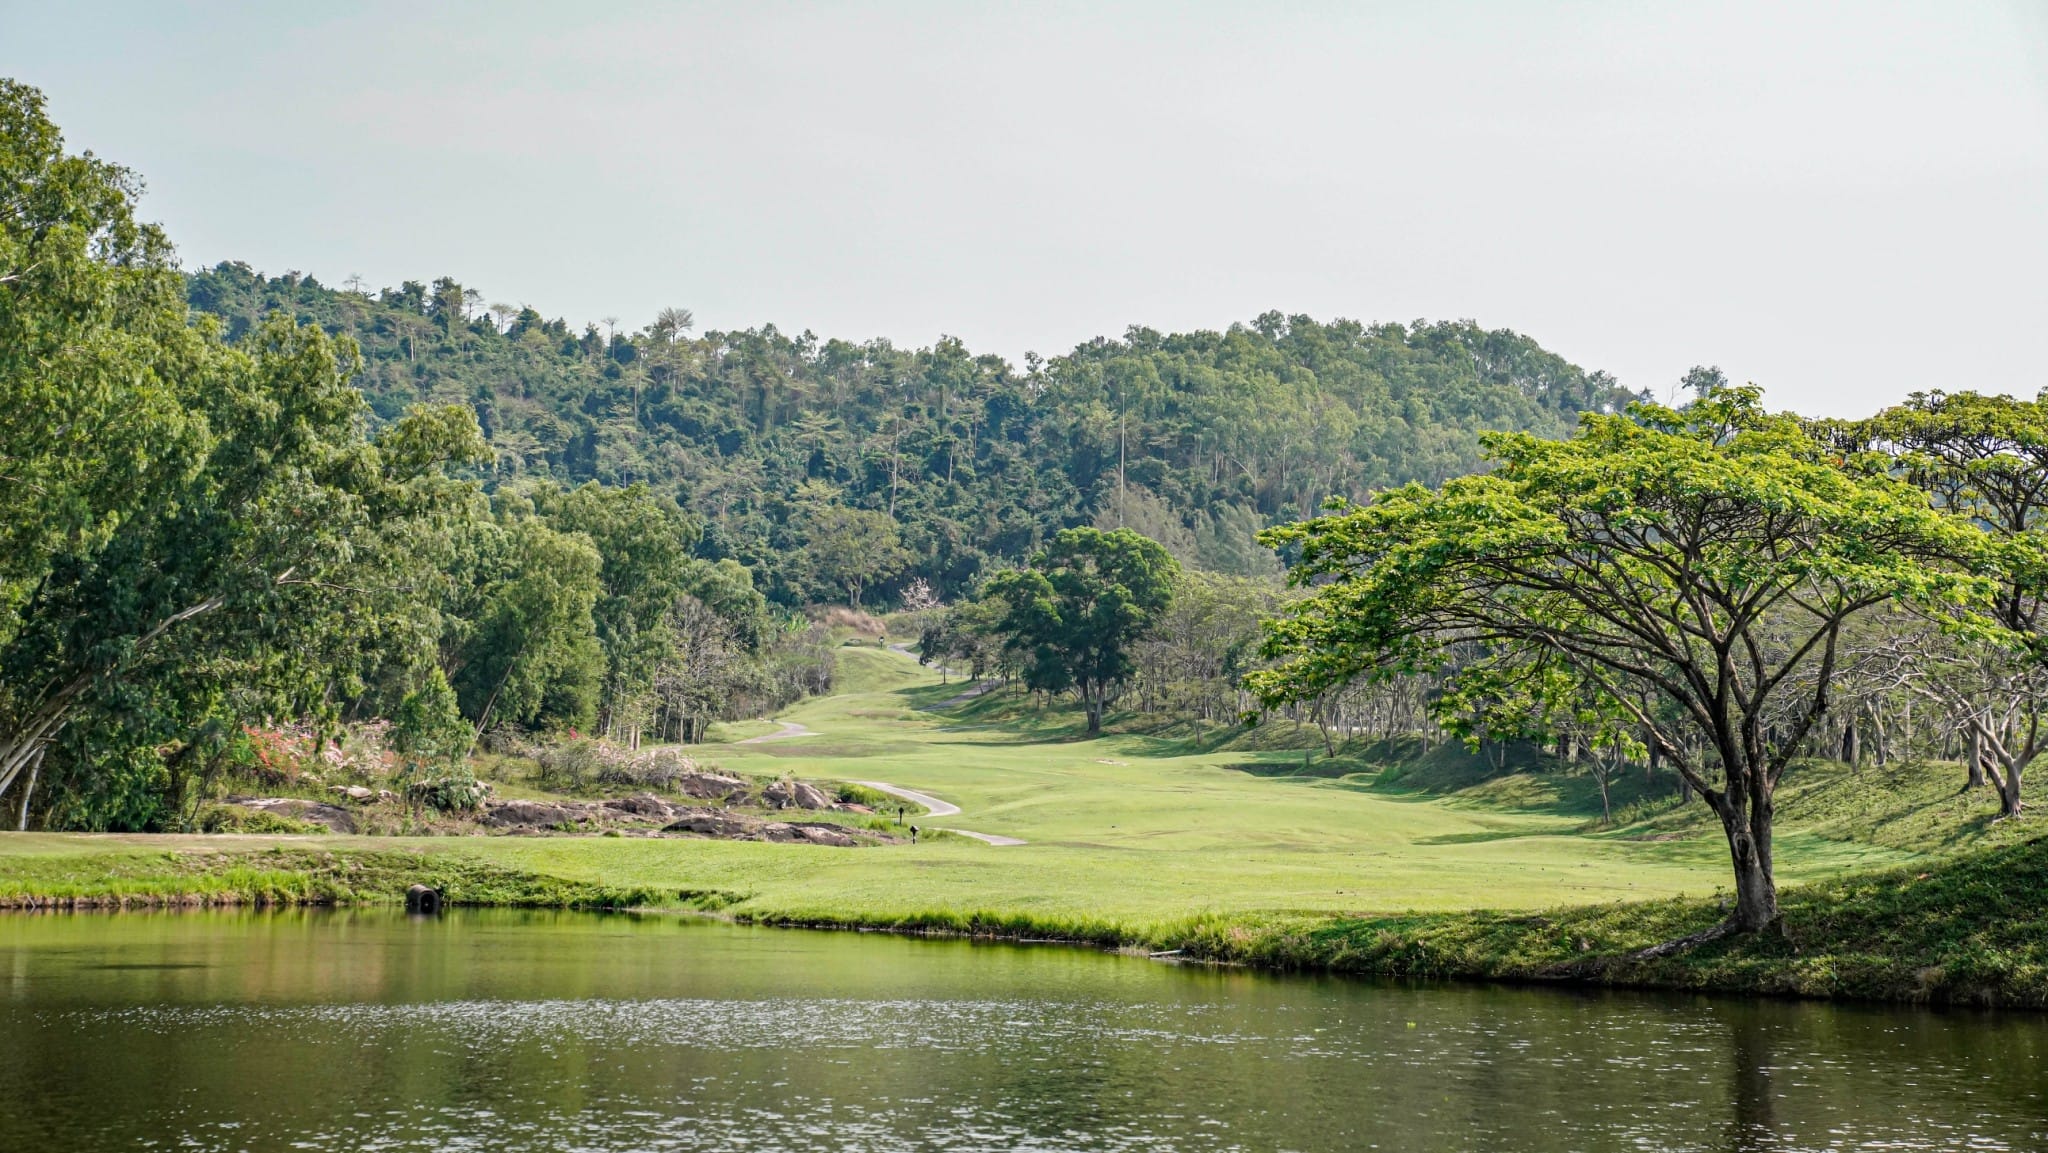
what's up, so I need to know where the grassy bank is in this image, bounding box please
[5,831,2041,1007]
[3,645,2035,1006]
[1175,833,2048,1007]
[0,841,684,911]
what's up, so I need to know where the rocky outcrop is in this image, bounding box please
[663,812,860,846]
[602,793,684,819]
[764,780,835,810]
[481,800,588,830]
[777,822,858,847]
[661,811,760,838]
[676,771,750,801]
[223,797,357,834]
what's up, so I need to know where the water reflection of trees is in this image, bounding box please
[8,920,2048,1151]
[1722,1008,1779,1153]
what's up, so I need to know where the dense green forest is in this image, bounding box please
[0,81,825,830]
[186,263,1642,606]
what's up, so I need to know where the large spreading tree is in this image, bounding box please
[1854,391,2048,816]
[1250,386,2003,935]
[985,527,1178,734]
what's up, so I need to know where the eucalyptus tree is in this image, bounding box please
[1250,386,2000,935]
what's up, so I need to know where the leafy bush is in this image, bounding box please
[407,773,491,812]
[833,782,897,808]
[597,746,702,790]
[533,739,605,789]
[533,738,705,792]
[240,726,312,787]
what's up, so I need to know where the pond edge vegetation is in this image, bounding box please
[7,831,2045,1010]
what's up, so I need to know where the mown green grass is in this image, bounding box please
[4,645,2031,1003]
[0,841,679,910]
[0,648,1925,923]
[1183,832,2048,1006]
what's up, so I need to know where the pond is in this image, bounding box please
[1,909,2043,1151]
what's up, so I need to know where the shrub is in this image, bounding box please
[408,773,491,812]
[533,738,704,792]
[598,746,701,790]
[534,739,605,789]
[834,782,896,808]
[240,725,313,786]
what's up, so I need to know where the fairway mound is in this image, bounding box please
[1224,760,1357,780]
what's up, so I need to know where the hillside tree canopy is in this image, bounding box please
[184,262,1643,608]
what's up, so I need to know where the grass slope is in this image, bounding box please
[1188,834,2048,1007]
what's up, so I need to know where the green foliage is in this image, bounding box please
[1846,390,2048,817]
[529,480,700,736]
[409,772,489,813]
[392,667,470,770]
[0,81,499,828]
[1252,384,2007,929]
[793,488,910,607]
[184,262,1641,607]
[443,513,604,734]
[1127,568,1282,726]
[984,528,1179,733]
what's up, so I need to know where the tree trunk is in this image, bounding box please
[1964,724,1986,790]
[1716,788,1778,931]
[1996,757,2023,818]
[1083,685,1102,735]
[15,749,42,831]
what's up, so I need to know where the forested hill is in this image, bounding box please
[187,263,1642,605]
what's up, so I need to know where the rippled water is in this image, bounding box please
[1,910,2044,1151]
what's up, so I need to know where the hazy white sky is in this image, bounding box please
[7,1,2045,415]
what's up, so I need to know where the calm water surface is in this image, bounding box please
[1,909,2044,1152]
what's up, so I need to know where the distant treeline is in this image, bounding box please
[187,263,1642,606]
